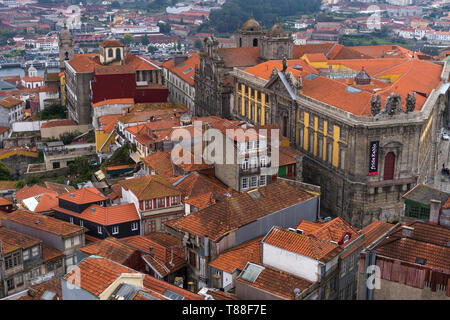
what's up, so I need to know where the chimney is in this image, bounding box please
[174,53,188,67]
[401,225,414,238]
[429,199,441,225]
[149,246,154,258]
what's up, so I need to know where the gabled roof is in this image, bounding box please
[402,183,449,206]
[162,53,199,86]
[18,278,62,300]
[2,209,86,237]
[0,226,40,254]
[55,203,139,226]
[79,237,138,264]
[296,217,360,247]
[237,262,313,300]
[43,181,76,195]
[58,187,107,205]
[118,174,180,200]
[263,226,343,263]
[360,220,396,248]
[99,40,124,48]
[0,96,22,108]
[217,47,260,68]
[0,196,12,206]
[209,236,262,274]
[174,172,230,200]
[166,181,315,242]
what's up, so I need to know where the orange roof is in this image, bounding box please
[68,54,100,73]
[2,209,86,237]
[16,184,57,201]
[21,76,44,83]
[142,151,176,179]
[296,217,360,248]
[263,226,343,263]
[0,227,40,254]
[217,47,260,68]
[243,59,318,81]
[55,203,139,225]
[42,244,64,262]
[0,196,12,206]
[0,126,9,135]
[58,187,107,205]
[18,278,61,300]
[43,181,76,195]
[209,236,262,273]
[63,256,139,297]
[175,172,230,199]
[33,192,59,213]
[443,197,450,209]
[302,53,327,62]
[41,119,77,128]
[125,54,160,71]
[237,262,313,299]
[92,98,134,108]
[0,96,22,108]
[184,193,215,210]
[142,274,202,300]
[360,220,395,248]
[118,174,180,200]
[166,181,315,242]
[79,237,138,264]
[162,53,199,86]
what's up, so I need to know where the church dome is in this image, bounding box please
[267,22,287,38]
[242,17,262,32]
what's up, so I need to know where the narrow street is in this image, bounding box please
[434,130,450,192]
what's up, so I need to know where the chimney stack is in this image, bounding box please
[401,225,414,238]
[429,199,441,225]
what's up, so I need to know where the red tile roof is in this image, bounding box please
[118,174,180,200]
[55,203,139,226]
[41,120,77,128]
[42,244,64,262]
[142,274,202,300]
[162,53,199,86]
[166,181,315,242]
[175,172,230,200]
[0,196,12,206]
[263,226,343,263]
[217,47,260,68]
[0,96,22,108]
[99,40,124,48]
[209,236,262,274]
[360,220,396,248]
[58,187,107,205]
[79,237,138,264]
[237,263,313,300]
[18,278,61,300]
[92,98,134,108]
[2,209,86,237]
[125,54,160,71]
[94,64,135,76]
[43,181,76,195]
[0,226,40,254]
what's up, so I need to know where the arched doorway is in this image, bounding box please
[383,152,395,180]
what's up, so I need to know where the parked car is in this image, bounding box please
[442,132,450,141]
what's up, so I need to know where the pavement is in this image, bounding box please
[433,130,450,193]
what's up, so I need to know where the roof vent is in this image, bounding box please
[35,220,40,224]
[401,225,414,238]
[293,64,303,71]
[415,257,427,265]
[69,193,75,198]
[288,227,297,233]
[90,207,96,213]
[295,229,303,234]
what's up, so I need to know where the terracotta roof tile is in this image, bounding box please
[237,263,313,299]
[217,47,260,68]
[92,98,134,108]
[41,120,78,128]
[58,187,107,205]
[210,236,262,274]
[142,274,202,300]
[0,226,40,253]
[19,277,61,300]
[118,174,180,200]
[42,244,64,262]
[166,181,315,242]
[0,96,22,108]
[162,53,199,86]
[360,220,395,247]
[125,54,160,71]
[54,203,139,226]
[2,209,86,237]
[79,237,138,264]
[175,172,230,199]
[0,196,12,206]
[43,182,76,195]
[99,40,124,48]
[142,152,176,178]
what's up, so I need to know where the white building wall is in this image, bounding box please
[262,242,320,282]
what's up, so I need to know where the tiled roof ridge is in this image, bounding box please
[372,57,412,77]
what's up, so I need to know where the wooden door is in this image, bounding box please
[383,152,395,180]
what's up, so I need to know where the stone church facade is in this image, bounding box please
[231,43,450,228]
[195,17,294,118]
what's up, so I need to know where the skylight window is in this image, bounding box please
[163,289,184,300]
[304,73,318,81]
[240,263,264,283]
[183,67,193,74]
[345,86,363,94]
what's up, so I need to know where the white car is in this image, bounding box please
[443,132,450,141]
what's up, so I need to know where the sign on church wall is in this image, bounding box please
[369,141,379,176]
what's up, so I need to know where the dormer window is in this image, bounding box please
[343,234,350,244]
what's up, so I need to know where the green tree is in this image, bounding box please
[177,40,182,51]
[0,162,11,180]
[123,33,134,46]
[40,104,67,120]
[141,34,149,45]
[147,45,158,54]
[157,22,171,34]
[59,131,82,145]
[194,39,203,50]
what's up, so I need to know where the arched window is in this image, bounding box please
[383,152,395,180]
[108,48,113,57]
[253,38,258,47]
[116,48,121,60]
[64,52,69,60]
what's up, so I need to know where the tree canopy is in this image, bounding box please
[0,162,11,180]
[198,0,321,34]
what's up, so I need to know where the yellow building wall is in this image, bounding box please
[60,73,66,106]
[304,112,309,151]
[237,84,269,125]
[332,125,340,167]
[95,130,117,153]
